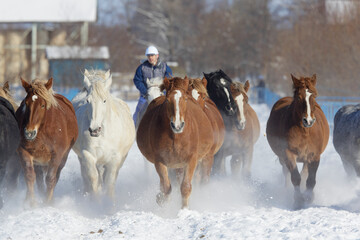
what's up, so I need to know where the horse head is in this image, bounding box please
[146,77,164,103]
[83,69,112,137]
[291,74,318,128]
[20,77,58,141]
[163,76,190,134]
[204,69,237,116]
[230,80,250,130]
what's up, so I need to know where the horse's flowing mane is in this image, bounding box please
[189,78,208,97]
[30,79,59,109]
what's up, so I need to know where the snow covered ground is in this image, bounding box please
[1,101,360,240]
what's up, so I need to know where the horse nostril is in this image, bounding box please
[180,122,185,129]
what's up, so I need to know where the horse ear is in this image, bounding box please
[83,74,91,90]
[311,74,317,86]
[105,69,111,80]
[244,80,250,92]
[84,69,89,77]
[21,77,31,91]
[45,78,53,90]
[3,81,9,92]
[163,77,171,91]
[105,72,112,90]
[291,74,302,87]
[201,77,208,88]
[230,82,236,93]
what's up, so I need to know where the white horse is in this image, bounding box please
[135,77,164,129]
[72,69,135,200]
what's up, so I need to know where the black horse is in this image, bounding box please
[0,96,20,208]
[204,70,241,176]
[333,104,360,177]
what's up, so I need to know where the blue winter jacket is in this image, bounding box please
[133,59,172,96]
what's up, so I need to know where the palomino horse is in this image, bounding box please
[188,77,225,183]
[137,76,213,208]
[266,74,329,208]
[333,104,360,176]
[72,69,135,200]
[205,71,260,178]
[135,77,164,129]
[0,82,20,208]
[16,77,78,205]
[228,81,260,177]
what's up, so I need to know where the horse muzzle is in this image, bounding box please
[170,121,185,134]
[89,127,101,137]
[235,120,246,130]
[24,128,37,141]
[302,117,316,128]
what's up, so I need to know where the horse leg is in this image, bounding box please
[103,156,126,201]
[230,153,241,178]
[4,152,22,191]
[80,152,100,196]
[285,150,303,209]
[300,163,309,191]
[242,147,254,180]
[0,156,6,207]
[212,148,226,177]
[154,161,171,206]
[35,165,46,197]
[304,159,320,203]
[45,160,62,203]
[279,157,291,188]
[18,150,36,206]
[200,155,214,184]
[180,158,198,209]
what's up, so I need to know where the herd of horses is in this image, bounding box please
[0,69,359,210]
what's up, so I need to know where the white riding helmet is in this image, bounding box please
[145,46,159,56]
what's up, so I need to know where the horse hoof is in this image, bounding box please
[304,190,314,204]
[156,192,168,206]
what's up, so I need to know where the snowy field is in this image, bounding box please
[1,100,360,240]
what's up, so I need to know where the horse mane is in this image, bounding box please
[292,76,318,98]
[30,79,59,109]
[205,69,233,83]
[0,84,17,110]
[160,77,189,93]
[189,78,208,97]
[85,70,111,100]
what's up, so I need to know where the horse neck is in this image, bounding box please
[147,86,162,103]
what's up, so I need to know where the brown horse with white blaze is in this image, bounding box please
[229,80,260,177]
[16,77,78,205]
[266,74,329,208]
[136,76,213,208]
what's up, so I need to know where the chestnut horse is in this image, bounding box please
[137,76,213,208]
[266,74,329,208]
[16,78,78,205]
[228,81,260,177]
[188,77,225,182]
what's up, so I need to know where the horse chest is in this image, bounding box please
[20,141,52,165]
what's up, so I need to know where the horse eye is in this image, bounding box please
[41,104,45,108]
[87,99,90,103]
[103,100,106,103]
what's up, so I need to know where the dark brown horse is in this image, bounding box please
[137,76,213,208]
[188,77,225,183]
[228,80,260,177]
[266,74,329,208]
[16,77,78,205]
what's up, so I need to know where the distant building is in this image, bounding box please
[45,46,110,87]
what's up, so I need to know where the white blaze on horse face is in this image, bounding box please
[88,96,106,132]
[305,89,313,123]
[191,89,200,100]
[174,90,182,128]
[235,94,246,124]
[220,78,231,103]
[32,95,38,102]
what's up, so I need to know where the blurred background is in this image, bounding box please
[0,0,359,100]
